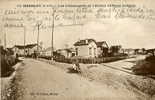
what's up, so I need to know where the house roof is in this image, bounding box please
[14,43,38,49]
[147,48,155,51]
[26,44,37,49]
[74,39,96,46]
[96,41,108,48]
[65,48,76,52]
[74,39,109,48]
[57,48,75,52]
[14,45,25,49]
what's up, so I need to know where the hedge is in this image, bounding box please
[51,56,127,64]
[132,55,155,75]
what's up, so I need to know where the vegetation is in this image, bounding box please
[110,45,122,56]
[132,55,155,75]
[1,46,19,77]
[39,55,127,64]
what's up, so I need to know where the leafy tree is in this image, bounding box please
[110,45,121,55]
[134,49,139,55]
[101,47,108,57]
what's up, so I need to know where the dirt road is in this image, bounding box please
[9,58,143,100]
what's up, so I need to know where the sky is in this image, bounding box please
[0,0,155,49]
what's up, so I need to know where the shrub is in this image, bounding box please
[1,46,17,77]
[52,56,127,64]
[132,55,155,75]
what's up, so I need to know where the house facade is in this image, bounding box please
[123,48,135,55]
[12,45,25,56]
[74,39,108,58]
[26,44,42,56]
[41,47,54,57]
[57,48,76,58]
[12,43,42,56]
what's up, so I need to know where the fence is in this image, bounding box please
[39,55,127,64]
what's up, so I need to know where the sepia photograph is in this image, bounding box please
[0,0,155,100]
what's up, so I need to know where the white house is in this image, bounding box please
[40,47,56,57]
[74,39,108,58]
[26,44,42,56]
[123,48,135,55]
[56,48,76,58]
[12,43,42,56]
[12,45,25,56]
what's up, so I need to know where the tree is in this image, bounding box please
[101,47,108,57]
[134,49,139,55]
[110,45,121,55]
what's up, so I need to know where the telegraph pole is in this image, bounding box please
[24,26,26,57]
[51,8,55,60]
[37,22,42,54]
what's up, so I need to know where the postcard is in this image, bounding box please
[1,0,155,100]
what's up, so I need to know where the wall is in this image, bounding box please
[88,42,98,57]
[76,45,89,57]
[76,41,98,58]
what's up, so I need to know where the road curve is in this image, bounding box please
[13,59,139,100]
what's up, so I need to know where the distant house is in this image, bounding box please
[40,47,56,57]
[56,48,76,58]
[12,43,42,56]
[74,39,108,58]
[123,48,135,55]
[134,48,147,55]
[12,45,25,56]
[26,44,42,56]
[147,48,155,56]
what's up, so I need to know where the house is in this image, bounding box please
[40,47,56,57]
[25,44,42,56]
[40,47,76,59]
[12,43,42,56]
[123,48,135,55]
[134,48,147,55]
[74,39,108,58]
[96,41,109,57]
[56,48,76,58]
[12,45,25,56]
[147,48,155,56]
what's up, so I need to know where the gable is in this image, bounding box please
[88,41,97,48]
[96,41,108,48]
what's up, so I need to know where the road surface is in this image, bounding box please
[11,58,140,100]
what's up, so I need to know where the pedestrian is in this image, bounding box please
[72,59,81,73]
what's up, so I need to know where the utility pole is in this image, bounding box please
[51,8,55,60]
[37,22,42,55]
[24,26,26,57]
